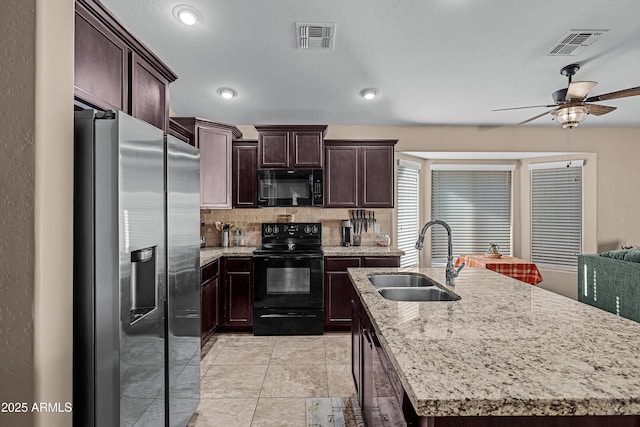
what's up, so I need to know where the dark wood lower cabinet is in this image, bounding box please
[325,255,400,331]
[353,294,406,426]
[200,259,219,345]
[352,296,640,427]
[325,257,361,330]
[351,298,362,401]
[221,257,253,330]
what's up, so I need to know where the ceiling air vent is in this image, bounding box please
[296,23,336,49]
[546,29,607,56]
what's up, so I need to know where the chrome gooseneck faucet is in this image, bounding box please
[415,219,465,285]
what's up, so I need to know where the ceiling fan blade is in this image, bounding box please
[516,109,555,125]
[585,86,640,102]
[565,81,597,101]
[493,104,556,112]
[586,103,617,116]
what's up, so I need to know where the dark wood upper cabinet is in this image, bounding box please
[258,130,290,168]
[324,145,359,207]
[173,117,243,209]
[324,140,397,208]
[130,53,169,132]
[74,2,128,112]
[255,125,327,169]
[74,0,177,132]
[360,144,395,207]
[232,140,258,208]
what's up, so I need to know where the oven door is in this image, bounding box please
[253,253,323,309]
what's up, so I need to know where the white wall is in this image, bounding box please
[0,1,74,426]
[34,0,74,426]
[0,1,36,426]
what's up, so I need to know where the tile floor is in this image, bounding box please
[187,332,356,427]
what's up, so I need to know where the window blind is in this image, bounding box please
[397,160,420,267]
[431,169,512,266]
[530,164,582,270]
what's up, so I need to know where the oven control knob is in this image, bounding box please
[273,225,280,234]
[304,225,311,234]
[265,225,273,234]
[312,225,319,234]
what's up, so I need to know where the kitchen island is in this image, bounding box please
[348,267,640,426]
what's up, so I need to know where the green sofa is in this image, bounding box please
[578,249,640,323]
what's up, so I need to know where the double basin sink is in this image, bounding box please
[367,273,461,302]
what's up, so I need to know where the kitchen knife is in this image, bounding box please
[364,209,368,232]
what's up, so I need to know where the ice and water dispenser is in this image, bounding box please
[129,246,158,324]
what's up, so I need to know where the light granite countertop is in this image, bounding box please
[200,245,403,267]
[322,245,405,257]
[348,266,640,417]
[200,247,257,267]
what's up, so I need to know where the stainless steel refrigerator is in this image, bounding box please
[73,110,200,427]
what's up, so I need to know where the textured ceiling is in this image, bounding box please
[100,0,640,127]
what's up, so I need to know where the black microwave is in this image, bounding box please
[257,169,323,207]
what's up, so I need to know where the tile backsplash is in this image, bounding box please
[201,207,393,247]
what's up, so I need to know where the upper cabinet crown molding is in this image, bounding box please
[177,117,243,139]
[253,125,329,133]
[168,118,193,145]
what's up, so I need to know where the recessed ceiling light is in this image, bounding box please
[359,88,379,100]
[172,5,200,26]
[217,87,238,100]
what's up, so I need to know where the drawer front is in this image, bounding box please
[362,256,400,268]
[325,257,362,272]
[201,259,219,283]
[225,257,252,272]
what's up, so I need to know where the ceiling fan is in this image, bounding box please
[494,63,640,128]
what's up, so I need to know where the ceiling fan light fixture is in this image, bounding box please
[359,88,379,100]
[172,5,200,26]
[553,106,589,128]
[217,87,238,100]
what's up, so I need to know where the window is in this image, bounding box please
[431,166,513,266]
[397,160,421,267]
[530,161,582,271]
